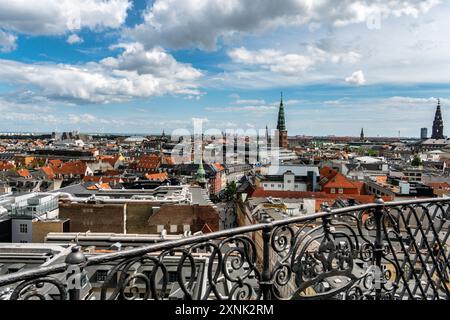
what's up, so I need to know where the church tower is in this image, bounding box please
[432,99,444,139]
[360,128,365,141]
[277,92,288,149]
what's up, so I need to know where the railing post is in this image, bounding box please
[65,245,87,300]
[374,197,385,300]
[261,215,273,300]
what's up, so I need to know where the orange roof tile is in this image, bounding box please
[322,172,359,190]
[375,176,388,183]
[0,162,15,171]
[320,166,338,181]
[100,183,111,190]
[53,161,87,175]
[17,168,31,178]
[41,166,55,180]
[137,155,161,170]
[426,182,450,189]
[48,159,63,167]
[145,172,168,182]
[251,188,393,208]
[213,163,225,171]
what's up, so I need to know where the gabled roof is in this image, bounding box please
[320,166,359,190]
[201,224,214,234]
[52,161,87,175]
[136,155,161,170]
[322,172,359,189]
[145,172,169,182]
[48,159,63,167]
[17,168,31,178]
[41,166,55,180]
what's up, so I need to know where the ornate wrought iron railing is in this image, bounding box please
[0,197,449,300]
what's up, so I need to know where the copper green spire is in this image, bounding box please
[277,92,286,131]
[196,154,206,185]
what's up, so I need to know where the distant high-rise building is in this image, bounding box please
[276,92,288,149]
[431,99,444,139]
[421,128,428,140]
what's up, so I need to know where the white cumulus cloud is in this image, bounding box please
[345,70,366,85]
[67,34,84,44]
[0,0,131,35]
[229,46,361,76]
[0,45,203,104]
[127,0,439,50]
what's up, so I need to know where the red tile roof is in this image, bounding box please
[145,172,169,182]
[41,166,55,180]
[250,187,393,211]
[53,161,87,176]
[48,159,63,167]
[97,155,120,167]
[0,161,15,171]
[322,172,359,190]
[320,166,338,181]
[213,163,225,171]
[136,155,161,170]
[17,168,31,178]
[426,182,450,190]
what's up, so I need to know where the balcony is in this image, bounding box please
[0,197,449,300]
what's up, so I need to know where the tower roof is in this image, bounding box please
[196,155,206,184]
[277,92,286,131]
[432,98,444,139]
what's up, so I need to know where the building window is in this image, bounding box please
[330,188,336,194]
[170,225,178,233]
[183,225,190,232]
[19,224,28,233]
[157,225,164,233]
[96,270,109,282]
[338,188,344,194]
[168,271,179,283]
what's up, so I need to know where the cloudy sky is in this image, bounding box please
[0,0,449,137]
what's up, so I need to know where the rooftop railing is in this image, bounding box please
[0,197,449,300]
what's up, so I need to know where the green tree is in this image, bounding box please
[411,155,422,167]
[224,181,237,201]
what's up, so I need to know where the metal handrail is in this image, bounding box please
[0,197,448,289]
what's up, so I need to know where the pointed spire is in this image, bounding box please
[277,92,286,131]
[360,128,364,141]
[432,98,444,139]
[196,152,207,186]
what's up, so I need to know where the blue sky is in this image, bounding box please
[0,0,450,137]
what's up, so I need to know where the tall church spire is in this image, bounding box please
[360,128,365,141]
[277,92,286,131]
[432,98,444,139]
[276,92,288,149]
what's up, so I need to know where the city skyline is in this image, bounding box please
[1,0,450,136]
